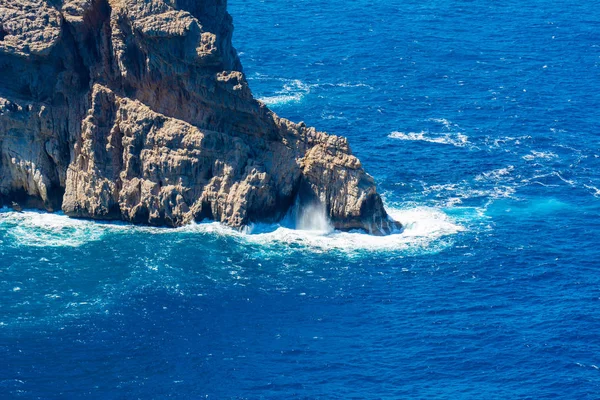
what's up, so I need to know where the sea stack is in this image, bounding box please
[0,0,401,234]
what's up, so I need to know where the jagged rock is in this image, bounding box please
[11,201,22,212]
[0,0,401,234]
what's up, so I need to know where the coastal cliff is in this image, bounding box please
[0,0,401,234]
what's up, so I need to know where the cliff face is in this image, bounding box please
[0,0,401,234]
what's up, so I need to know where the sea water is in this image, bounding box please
[1,0,600,398]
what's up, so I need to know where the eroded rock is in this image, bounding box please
[0,0,401,234]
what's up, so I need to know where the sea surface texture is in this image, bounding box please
[2,0,600,398]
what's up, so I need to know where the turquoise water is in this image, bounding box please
[2,0,600,398]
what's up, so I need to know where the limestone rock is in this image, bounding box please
[0,0,401,234]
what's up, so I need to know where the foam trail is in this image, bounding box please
[522,151,558,161]
[584,185,600,197]
[475,166,515,182]
[389,131,469,147]
[259,94,304,106]
[428,118,454,129]
[257,79,311,106]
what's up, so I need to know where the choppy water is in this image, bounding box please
[2,0,600,398]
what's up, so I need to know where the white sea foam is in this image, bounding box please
[241,206,465,254]
[388,131,470,147]
[320,111,348,121]
[318,82,374,90]
[0,206,465,255]
[256,79,312,106]
[475,166,515,182]
[0,210,107,247]
[335,82,373,89]
[530,171,576,186]
[254,76,378,106]
[584,184,600,197]
[522,150,558,161]
[422,166,518,203]
[428,118,454,129]
[473,167,519,199]
[258,94,304,106]
[423,181,517,202]
[487,135,532,148]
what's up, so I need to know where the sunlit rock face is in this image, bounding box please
[0,0,401,234]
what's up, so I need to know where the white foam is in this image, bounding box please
[584,184,600,197]
[0,206,465,255]
[258,94,304,106]
[242,206,465,254]
[531,171,576,186]
[422,172,517,202]
[522,150,558,161]
[0,210,106,247]
[333,82,374,89]
[176,206,465,255]
[475,166,515,182]
[428,118,454,129]
[488,135,532,148]
[388,131,469,147]
[257,79,312,106]
[471,166,520,199]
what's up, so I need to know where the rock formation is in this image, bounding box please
[0,0,401,234]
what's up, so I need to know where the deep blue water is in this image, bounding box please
[2,0,600,398]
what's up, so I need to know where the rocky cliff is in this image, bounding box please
[0,0,401,234]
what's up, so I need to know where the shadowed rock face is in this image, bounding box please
[0,0,401,234]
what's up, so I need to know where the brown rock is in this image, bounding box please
[0,0,401,234]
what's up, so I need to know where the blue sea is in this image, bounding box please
[2,0,600,398]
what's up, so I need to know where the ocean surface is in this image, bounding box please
[2,0,600,398]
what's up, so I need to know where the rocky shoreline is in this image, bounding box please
[0,0,401,234]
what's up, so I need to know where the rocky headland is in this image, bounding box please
[0,0,401,234]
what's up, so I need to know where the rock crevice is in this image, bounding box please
[0,0,401,234]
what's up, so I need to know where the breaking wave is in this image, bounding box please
[243,206,465,254]
[0,205,466,256]
[0,210,107,247]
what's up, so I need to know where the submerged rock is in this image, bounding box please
[11,201,22,212]
[0,0,401,234]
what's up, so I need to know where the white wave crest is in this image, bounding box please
[0,206,465,255]
[388,131,469,147]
